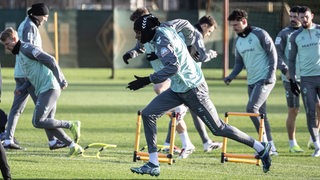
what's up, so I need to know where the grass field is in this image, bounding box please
[1,68,318,179]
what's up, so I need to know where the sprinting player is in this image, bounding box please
[0,27,82,157]
[224,9,278,156]
[124,8,222,158]
[128,14,271,176]
[3,3,66,150]
[288,6,320,157]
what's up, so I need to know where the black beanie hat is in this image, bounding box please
[27,3,49,16]
[134,14,160,43]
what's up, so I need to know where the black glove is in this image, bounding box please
[289,79,300,96]
[224,77,232,85]
[146,52,158,61]
[122,53,132,64]
[127,75,151,91]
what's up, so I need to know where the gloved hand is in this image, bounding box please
[191,51,200,61]
[60,80,68,90]
[146,52,158,61]
[224,77,232,85]
[122,53,132,64]
[289,79,300,96]
[208,50,218,59]
[127,75,151,91]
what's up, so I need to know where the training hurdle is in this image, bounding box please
[221,112,265,166]
[133,110,177,165]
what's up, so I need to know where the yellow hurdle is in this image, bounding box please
[133,110,177,165]
[221,112,265,166]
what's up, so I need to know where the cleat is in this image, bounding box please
[311,148,320,157]
[259,142,272,173]
[130,162,160,176]
[178,145,195,159]
[162,145,181,154]
[70,121,81,143]
[49,139,68,150]
[68,144,84,157]
[289,145,304,153]
[3,143,23,150]
[203,140,222,152]
[307,140,315,150]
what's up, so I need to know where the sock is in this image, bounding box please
[269,140,276,151]
[4,139,13,145]
[48,139,57,146]
[314,140,320,150]
[253,140,264,153]
[149,152,159,166]
[69,142,75,148]
[179,132,187,148]
[289,139,297,148]
[163,142,170,147]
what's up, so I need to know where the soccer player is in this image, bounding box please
[124,8,222,158]
[224,9,278,156]
[3,3,66,150]
[288,6,320,157]
[275,5,319,153]
[128,14,271,176]
[0,27,82,157]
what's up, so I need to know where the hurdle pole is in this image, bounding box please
[221,112,264,166]
[133,110,142,162]
[133,111,176,164]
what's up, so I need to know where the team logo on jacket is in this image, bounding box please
[32,48,41,57]
[160,45,173,57]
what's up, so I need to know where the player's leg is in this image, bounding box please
[0,143,11,180]
[174,105,195,159]
[181,82,271,173]
[32,89,82,156]
[246,81,277,155]
[283,80,303,152]
[190,109,222,152]
[300,76,320,157]
[4,78,30,149]
[308,98,320,149]
[131,89,182,176]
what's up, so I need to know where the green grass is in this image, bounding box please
[1,68,318,179]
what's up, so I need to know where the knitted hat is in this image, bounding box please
[27,3,49,16]
[134,14,160,43]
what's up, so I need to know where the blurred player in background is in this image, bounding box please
[288,6,320,157]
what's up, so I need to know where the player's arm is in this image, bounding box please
[224,48,244,85]
[122,41,145,64]
[275,31,289,76]
[258,30,277,84]
[192,30,216,63]
[22,46,67,89]
[150,36,179,84]
[288,33,298,82]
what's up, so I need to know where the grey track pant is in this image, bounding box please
[141,82,256,153]
[32,89,72,146]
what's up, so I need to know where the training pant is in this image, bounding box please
[141,81,256,153]
[32,89,73,146]
[300,76,320,142]
[6,78,55,142]
[247,80,274,142]
[0,143,11,180]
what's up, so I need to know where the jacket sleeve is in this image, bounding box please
[24,46,67,87]
[275,31,288,75]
